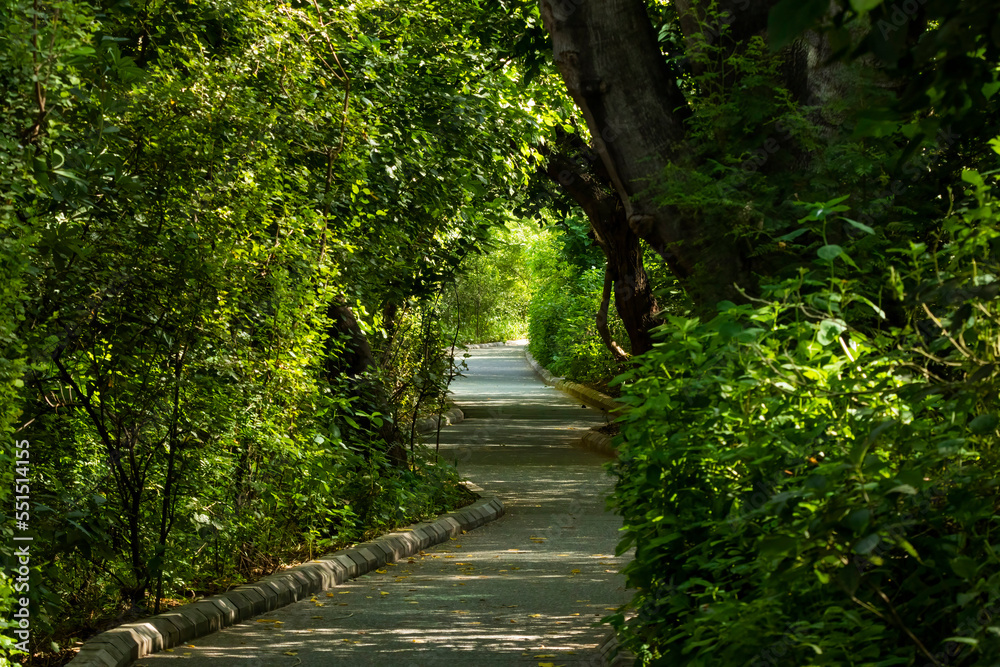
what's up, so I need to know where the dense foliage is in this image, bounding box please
[0,0,550,660]
[611,182,1000,665]
[525,3,1000,666]
[526,215,631,386]
[439,220,543,345]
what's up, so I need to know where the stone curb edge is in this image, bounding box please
[525,350,621,459]
[68,496,504,667]
[580,429,617,458]
[448,338,528,353]
[523,350,623,414]
[414,405,465,435]
[599,631,637,667]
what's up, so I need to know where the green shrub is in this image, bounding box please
[527,217,627,385]
[610,182,1000,665]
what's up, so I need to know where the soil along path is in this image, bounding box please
[140,343,629,666]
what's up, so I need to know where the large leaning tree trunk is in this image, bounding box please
[539,0,833,308]
[541,133,658,357]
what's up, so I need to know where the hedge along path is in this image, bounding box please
[133,342,633,666]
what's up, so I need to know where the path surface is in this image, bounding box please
[141,343,629,666]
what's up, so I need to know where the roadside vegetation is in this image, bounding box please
[3,0,1000,665]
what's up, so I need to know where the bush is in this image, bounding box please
[527,217,627,385]
[610,182,1000,665]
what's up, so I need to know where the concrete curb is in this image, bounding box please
[524,349,564,387]
[525,349,623,459]
[68,496,504,667]
[448,338,528,353]
[599,631,637,667]
[414,405,465,435]
[579,429,617,457]
[558,378,621,414]
[524,350,624,414]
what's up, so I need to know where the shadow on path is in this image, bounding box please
[141,343,629,666]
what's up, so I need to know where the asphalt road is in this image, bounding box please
[140,343,629,666]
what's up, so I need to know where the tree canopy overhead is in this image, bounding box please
[3,0,1000,663]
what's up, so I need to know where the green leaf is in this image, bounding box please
[817,244,843,261]
[817,318,847,345]
[842,218,875,234]
[854,534,880,554]
[969,414,998,435]
[777,228,810,242]
[950,556,979,579]
[768,0,832,50]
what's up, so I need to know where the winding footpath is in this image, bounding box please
[140,343,630,666]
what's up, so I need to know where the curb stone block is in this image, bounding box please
[97,631,136,661]
[158,612,196,642]
[264,574,300,602]
[72,647,120,667]
[297,564,329,590]
[104,626,151,657]
[84,641,125,665]
[425,522,445,542]
[241,584,278,611]
[411,526,431,548]
[355,546,380,569]
[345,549,369,570]
[259,579,292,607]
[333,553,359,578]
[132,623,163,654]
[361,544,387,567]
[176,604,213,636]
[231,588,266,616]
[372,541,395,561]
[440,516,462,535]
[209,591,254,637]
[313,561,340,588]
[190,601,227,632]
[289,566,321,590]
[144,617,181,648]
[324,559,349,584]
[288,569,315,592]
[69,494,505,667]
[96,634,132,661]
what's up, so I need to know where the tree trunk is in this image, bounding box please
[539,0,753,307]
[326,300,407,466]
[596,264,629,362]
[541,136,658,356]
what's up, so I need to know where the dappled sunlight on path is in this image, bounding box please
[141,343,629,666]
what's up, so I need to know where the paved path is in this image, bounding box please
[141,343,629,666]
